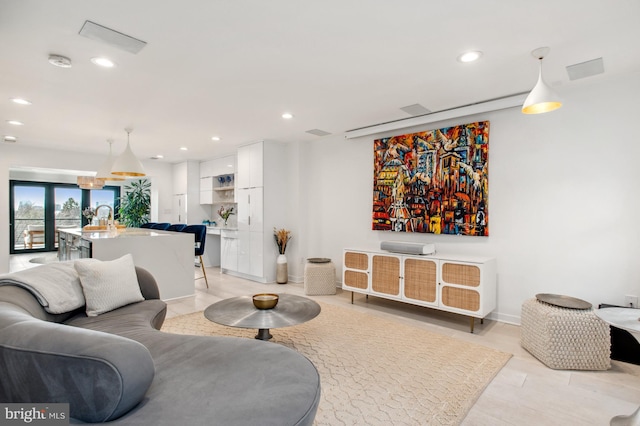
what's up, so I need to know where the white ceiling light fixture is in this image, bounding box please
[211,136,221,141]
[4,136,17,143]
[48,54,72,68]
[522,47,562,115]
[282,112,294,119]
[457,51,483,63]
[180,147,188,151]
[91,57,117,68]
[6,120,24,126]
[111,128,146,177]
[10,98,32,105]
[96,139,126,181]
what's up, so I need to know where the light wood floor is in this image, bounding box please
[10,253,640,425]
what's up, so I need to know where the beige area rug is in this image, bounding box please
[162,303,512,426]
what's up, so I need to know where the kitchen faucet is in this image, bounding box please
[95,205,114,226]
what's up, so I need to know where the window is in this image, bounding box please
[10,181,120,253]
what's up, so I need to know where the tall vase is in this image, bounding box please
[276,254,288,284]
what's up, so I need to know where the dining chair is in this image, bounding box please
[140,222,156,228]
[166,223,187,232]
[150,223,171,230]
[181,224,208,288]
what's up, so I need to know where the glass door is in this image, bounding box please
[11,184,46,252]
[54,187,82,248]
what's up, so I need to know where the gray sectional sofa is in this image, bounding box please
[0,265,320,425]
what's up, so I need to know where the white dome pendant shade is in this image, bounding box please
[96,139,126,181]
[111,128,146,177]
[522,47,562,115]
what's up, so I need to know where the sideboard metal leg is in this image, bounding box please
[470,317,475,333]
[351,291,354,304]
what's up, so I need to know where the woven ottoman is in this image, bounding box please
[304,260,336,296]
[521,297,610,370]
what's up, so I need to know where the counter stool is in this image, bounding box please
[521,295,610,370]
[304,259,336,296]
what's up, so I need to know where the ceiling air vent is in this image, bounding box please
[306,129,331,137]
[400,103,432,116]
[79,20,147,54]
[566,58,604,81]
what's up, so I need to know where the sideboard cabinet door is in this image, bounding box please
[403,257,438,307]
[371,254,401,298]
[439,261,483,314]
[343,250,370,292]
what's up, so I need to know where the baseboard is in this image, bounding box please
[163,293,196,302]
[486,311,521,325]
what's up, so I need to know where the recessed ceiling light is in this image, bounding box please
[282,112,294,119]
[211,136,221,141]
[91,57,116,68]
[180,147,188,151]
[150,154,164,160]
[11,98,32,105]
[4,136,17,143]
[457,51,483,63]
[6,120,24,126]
[48,54,72,68]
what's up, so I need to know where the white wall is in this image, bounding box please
[0,145,174,273]
[296,72,640,324]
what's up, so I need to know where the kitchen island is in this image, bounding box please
[58,227,195,300]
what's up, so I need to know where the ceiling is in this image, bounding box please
[1,0,639,164]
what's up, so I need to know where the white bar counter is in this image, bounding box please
[59,228,195,300]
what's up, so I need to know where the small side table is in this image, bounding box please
[595,307,640,426]
[304,258,336,296]
[521,295,610,370]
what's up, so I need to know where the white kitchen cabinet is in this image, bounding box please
[220,230,238,272]
[200,177,214,204]
[237,187,263,232]
[173,161,208,224]
[342,249,496,332]
[172,162,188,195]
[199,160,215,179]
[226,141,286,283]
[200,156,236,205]
[237,231,263,277]
[212,155,236,177]
[173,194,187,224]
[237,142,263,189]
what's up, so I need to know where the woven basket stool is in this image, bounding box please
[521,298,610,370]
[304,261,336,296]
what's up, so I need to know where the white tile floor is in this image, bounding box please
[9,253,640,425]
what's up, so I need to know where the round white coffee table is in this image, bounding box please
[595,307,640,426]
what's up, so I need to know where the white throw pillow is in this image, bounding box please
[74,254,145,317]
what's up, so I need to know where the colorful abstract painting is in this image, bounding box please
[372,121,489,236]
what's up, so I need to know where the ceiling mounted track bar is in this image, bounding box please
[344,92,528,139]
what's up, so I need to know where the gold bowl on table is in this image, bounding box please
[252,293,279,310]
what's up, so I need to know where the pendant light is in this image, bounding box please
[111,128,146,177]
[522,47,562,114]
[96,139,126,181]
[77,176,106,189]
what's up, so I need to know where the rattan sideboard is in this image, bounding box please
[342,249,497,332]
